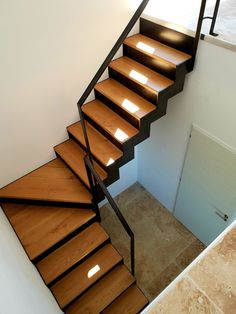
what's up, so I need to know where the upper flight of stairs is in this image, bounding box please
[0,18,195,313]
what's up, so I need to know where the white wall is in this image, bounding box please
[0,207,62,314]
[0,0,139,189]
[0,1,140,312]
[138,39,236,211]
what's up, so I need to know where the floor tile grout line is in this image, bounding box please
[101,182,206,302]
[186,275,224,314]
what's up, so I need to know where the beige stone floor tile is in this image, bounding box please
[189,226,236,313]
[126,185,196,244]
[100,182,203,302]
[115,182,146,208]
[149,277,222,314]
[175,239,205,270]
[145,263,182,300]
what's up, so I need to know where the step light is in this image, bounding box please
[87,264,101,279]
[129,70,148,85]
[137,41,155,54]
[122,99,140,114]
[115,128,129,142]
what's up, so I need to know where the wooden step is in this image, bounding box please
[37,223,109,284]
[109,57,174,96]
[52,244,122,309]
[140,18,194,57]
[55,139,107,187]
[82,100,139,147]
[65,265,135,314]
[67,121,123,168]
[102,285,149,314]
[95,79,156,128]
[124,34,192,66]
[1,203,95,260]
[0,158,92,205]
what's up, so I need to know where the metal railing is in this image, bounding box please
[203,0,221,36]
[76,0,208,277]
[77,0,150,161]
[84,155,135,275]
[192,0,207,60]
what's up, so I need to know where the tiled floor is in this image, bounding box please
[143,0,236,44]
[146,223,236,313]
[100,183,205,301]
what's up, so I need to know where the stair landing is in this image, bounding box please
[0,158,92,205]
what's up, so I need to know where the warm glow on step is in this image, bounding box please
[159,30,183,43]
[114,128,129,142]
[129,70,148,85]
[122,99,140,114]
[137,41,155,54]
[107,158,115,166]
[87,265,100,279]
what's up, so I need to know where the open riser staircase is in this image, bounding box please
[0,5,206,312]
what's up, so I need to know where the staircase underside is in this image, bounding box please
[0,18,195,313]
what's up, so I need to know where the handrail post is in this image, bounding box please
[84,158,101,222]
[209,0,220,36]
[78,105,93,162]
[84,155,135,276]
[131,234,135,276]
[192,0,207,65]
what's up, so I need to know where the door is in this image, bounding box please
[174,126,236,245]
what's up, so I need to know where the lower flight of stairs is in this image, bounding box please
[1,201,148,313]
[0,18,195,313]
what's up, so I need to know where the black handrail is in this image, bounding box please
[77,0,150,159]
[84,155,135,276]
[78,0,208,278]
[192,0,207,61]
[203,0,221,36]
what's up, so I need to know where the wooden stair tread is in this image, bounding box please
[102,285,148,314]
[82,100,139,144]
[37,223,109,284]
[52,244,122,309]
[55,139,107,186]
[1,203,95,260]
[124,34,192,66]
[95,79,156,122]
[65,265,135,314]
[0,158,91,204]
[68,121,123,168]
[109,56,174,94]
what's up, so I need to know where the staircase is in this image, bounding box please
[0,9,205,314]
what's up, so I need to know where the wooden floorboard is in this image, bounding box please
[102,284,148,314]
[2,203,95,260]
[124,34,191,65]
[65,265,135,314]
[52,244,122,308]
[37,223,109,284]
[0,158,92,204]
[68,121,123,168]
[109,56,174,94]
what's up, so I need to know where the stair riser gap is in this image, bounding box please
[95,90,140,129]
[33,216,98,264]
[140,18,194,56]
[82,112,134,152]
[46,239,111,287]
[124,45,177,81]
[54,152,90,191]
[62,260,124,311]
[67,131,122,179]
[0,198,92,209]
[108,67,158,105]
